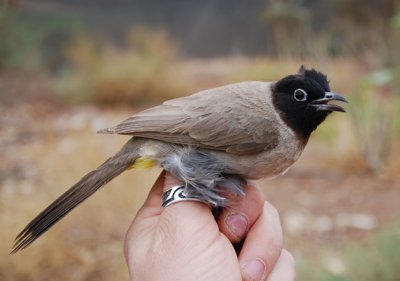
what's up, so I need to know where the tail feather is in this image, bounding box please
[11,138,142,253]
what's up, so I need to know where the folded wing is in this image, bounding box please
[99,82,279,154]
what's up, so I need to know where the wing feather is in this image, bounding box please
[100,82,279,154]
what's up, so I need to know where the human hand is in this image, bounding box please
[124,171,295,281]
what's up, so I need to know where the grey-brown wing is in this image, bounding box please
[100,82,279,154]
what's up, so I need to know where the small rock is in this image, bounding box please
[323,254,346,275]
[311,216,333,233]
[335,213,379,230]
[283,211,309,235]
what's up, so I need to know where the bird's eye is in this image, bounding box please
[294,89,308,102]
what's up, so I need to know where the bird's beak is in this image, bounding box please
[310,92,348,112]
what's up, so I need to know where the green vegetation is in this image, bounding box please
[298,223,400,281]
[0,7,81,72]
[262,0,400,61]
[349,68,400,172]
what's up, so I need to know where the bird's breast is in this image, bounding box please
[218,128,305,179]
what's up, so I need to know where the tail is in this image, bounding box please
[11,138,143,253]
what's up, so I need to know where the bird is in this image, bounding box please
[12,66,347,253]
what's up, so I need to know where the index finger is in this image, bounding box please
[217,181,264,243]
[239,202,283,281]
[134,170,166,220]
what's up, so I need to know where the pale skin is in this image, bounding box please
[124,171,295,281]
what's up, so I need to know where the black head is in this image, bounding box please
[271,66,347,141]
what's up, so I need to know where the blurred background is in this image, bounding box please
[1,0,400,280]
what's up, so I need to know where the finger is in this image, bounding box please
[140,170,184,209]
[156,172,218,244]
[267,249,296,281]
[134,170,166,220]
[217,181,264,243]
[136,171,214,226]
[162,172,214,219]
[239,202,283,281]
[124,170,169,261]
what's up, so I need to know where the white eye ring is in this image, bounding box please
[294,88,308,102]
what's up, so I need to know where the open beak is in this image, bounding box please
[310,92,348,112]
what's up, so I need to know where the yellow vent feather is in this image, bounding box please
[129,156,155,170]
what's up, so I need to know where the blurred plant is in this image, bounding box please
[343,226,400,281]
[346,8,400,173]
[55,28,189,106]
[392,12,400,28]
[261,0,311,57]
[326,0,398,61]
[0,5,81,72]
[298,222,400,281]
[349,68,400,173]
[261,0,399,60]
[0,6,42,70]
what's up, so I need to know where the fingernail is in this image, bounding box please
[242,258,266,281]
[225,213,248,239]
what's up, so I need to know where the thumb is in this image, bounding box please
[158,173,217,238]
